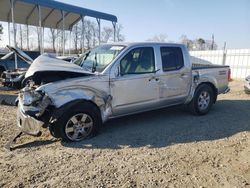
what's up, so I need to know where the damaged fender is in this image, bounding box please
[42,85,112,123]
[184,72,218,104]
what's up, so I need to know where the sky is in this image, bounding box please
[0,0,249,49]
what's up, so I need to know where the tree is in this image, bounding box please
[205,39,218,50]
[36,26,41,52]
[115,24,125,42]
[17,24,24,49]
[72,23,81,53]
[179,35,217,51]
[84,20,94,49]
[147,34,167,42]
[48,28,57,53]
[196,38,206,50]
[0,24,3,41]
[180,35,193,50]
[101,26,113,43]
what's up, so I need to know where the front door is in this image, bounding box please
[111,47,159,116]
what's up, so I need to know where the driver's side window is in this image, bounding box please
[120,47,155,75]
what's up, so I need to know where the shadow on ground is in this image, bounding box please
[9,99,250,150]
[11,139,58,150]
[58,99,250,149]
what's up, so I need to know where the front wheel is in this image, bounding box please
[188,84,215,115]
[49,102,101,142]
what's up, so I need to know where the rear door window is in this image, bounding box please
[160,47,184,71]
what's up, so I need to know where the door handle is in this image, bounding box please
[149,76,160,82]
[180,73,188,77]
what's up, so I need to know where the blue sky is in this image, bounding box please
[1,0,249,49]
[59,0,250,49]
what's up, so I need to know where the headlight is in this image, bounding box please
[22,89,43,106]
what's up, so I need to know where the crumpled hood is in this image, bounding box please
[25,55,94,78]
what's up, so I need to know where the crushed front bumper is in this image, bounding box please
[17,103,44,136]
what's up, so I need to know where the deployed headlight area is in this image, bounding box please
[19,85,52,118]
[21,87,44,106]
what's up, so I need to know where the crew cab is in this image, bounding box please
[17,43,230,142]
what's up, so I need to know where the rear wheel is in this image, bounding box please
[49,102,101,142]
[188,84,215,115]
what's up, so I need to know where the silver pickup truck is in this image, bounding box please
[17,42,230,142]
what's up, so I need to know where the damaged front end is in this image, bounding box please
[17,83,52,136]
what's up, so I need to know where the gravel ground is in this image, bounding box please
[0,80,249,187]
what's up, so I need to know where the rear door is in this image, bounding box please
[158,46,192,104]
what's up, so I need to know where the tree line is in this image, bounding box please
[1,20,125,54]
[147,34,218,51]
[0,21,219,52]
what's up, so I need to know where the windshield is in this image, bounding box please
[74,45,125,73]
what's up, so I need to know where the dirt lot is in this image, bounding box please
[0,80,249,187]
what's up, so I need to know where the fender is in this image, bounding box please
[45,86,112,123]
[185,74,218,104]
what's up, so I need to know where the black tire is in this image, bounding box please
[188,84,215,115]
[49,102,101,142]
[0,66,5,79]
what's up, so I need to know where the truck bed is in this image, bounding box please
[192,63,229,70]
[192,63,230,94]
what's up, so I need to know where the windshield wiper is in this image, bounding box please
[79,51,90,67]
[92,53,98,73]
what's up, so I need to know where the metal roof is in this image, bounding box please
[0,0,117,30]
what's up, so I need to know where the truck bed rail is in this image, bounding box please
[192,63,229,70]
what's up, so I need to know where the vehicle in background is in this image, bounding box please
[0,46,40,88]
[244,75,250,94]
[17,42,230,142]
[0,52,7,59]
[0,46,40,74]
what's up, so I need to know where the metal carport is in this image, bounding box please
[0,0,118,68]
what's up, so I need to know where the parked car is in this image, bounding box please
[0,46,40,88]
[0,46,40,74]
[17,42,230,142]
[244,75,250,94]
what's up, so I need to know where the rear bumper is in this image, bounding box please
[17,103,43,136]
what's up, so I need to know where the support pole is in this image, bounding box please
[69,30,71,56]
[8,22,11,46]
[10,0,17,69]
[96,18,101,45]
[81,16,85,54]
[38,5,43,54]
[112,22,116,42]
[26,24,29,50]
[62,10,65,56]
[42,27,44,53]
[56,29,59,56]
